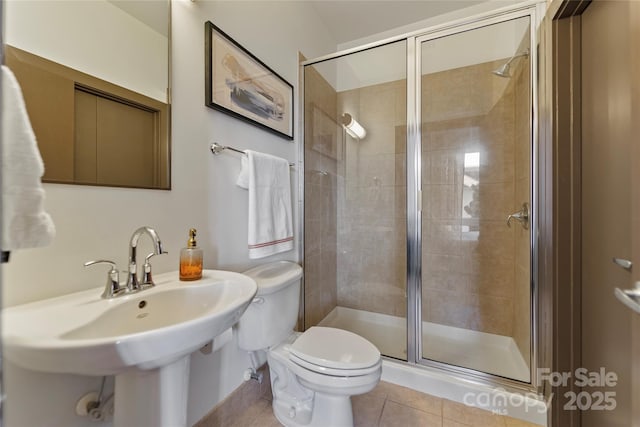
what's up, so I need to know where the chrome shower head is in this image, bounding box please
[492,63,512,78]
[492,48,530,78]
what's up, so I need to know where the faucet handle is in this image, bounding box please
[145,251,168,263]
[84,260,125,299]
[141,251,168,288]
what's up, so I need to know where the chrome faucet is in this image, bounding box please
[126,226,165,292]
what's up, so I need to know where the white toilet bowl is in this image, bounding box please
[236,262,382,427]
[268,329,381,427]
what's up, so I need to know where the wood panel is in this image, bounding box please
[4,45,169,189]
[96,95,156,187]
[582,1,634,425]
[74,89,97,183]
[5,46,74,181]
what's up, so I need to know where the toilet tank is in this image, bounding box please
[236,261,303,351]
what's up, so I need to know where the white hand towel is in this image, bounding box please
[236,150,293,259]
[2,65,56,251]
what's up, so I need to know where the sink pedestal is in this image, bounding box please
[114,356,190,427]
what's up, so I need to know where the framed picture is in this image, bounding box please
[311,105,342,160]
[205,21,294,140]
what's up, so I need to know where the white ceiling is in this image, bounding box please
[106,1,491,46]
[308,0,491,45]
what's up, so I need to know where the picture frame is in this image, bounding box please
[311,105,342,160]
[205,21,294,140]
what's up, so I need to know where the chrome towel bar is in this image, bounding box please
[210,142,294,167]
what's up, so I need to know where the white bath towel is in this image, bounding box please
[236,150,293,259]
[2,65,55,251]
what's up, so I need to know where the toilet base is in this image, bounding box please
[266,333,381,427]
[273,392,354,427]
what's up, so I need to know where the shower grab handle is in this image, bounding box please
[507,203,530,230]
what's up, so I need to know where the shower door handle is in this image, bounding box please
[507,203,530,230]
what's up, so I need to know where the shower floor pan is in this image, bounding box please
[318,306,530,382]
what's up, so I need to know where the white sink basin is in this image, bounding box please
[3,270,257,376]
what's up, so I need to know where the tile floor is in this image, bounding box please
[196,375,542,427]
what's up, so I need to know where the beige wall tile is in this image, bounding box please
[338,278,407,317]
[460,245,514,278]
[359,82,397,123]
[422,60,509,124]
[395,153,406,187]
[360,125,397,156]
[477,142,515,184]
[304,65,339,329]
[475,182,515,222]
[357,154,397,187]
[423,270,468,295]
[467,268,515,300]
[424,289,470,329]
[424,149,463,186]
[423,184,463,220]
[423,219,461,256]
[424,289,513,336]
[394,80,408,125]
[423,253,466,275]
[423,121,477,152]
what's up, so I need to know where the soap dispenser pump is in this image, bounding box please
[180,228,203,281]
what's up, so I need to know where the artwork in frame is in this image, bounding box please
[311,105,342,160]
[205,21,294,140]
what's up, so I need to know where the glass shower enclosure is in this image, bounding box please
[302,8,535,385]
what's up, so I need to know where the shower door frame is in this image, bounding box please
[299,0,545,394]
[408,6,541,392]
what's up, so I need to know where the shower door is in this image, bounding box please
[416,15,533,382]
[302,8,536,386]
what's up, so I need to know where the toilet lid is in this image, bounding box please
[290,327,380,370]
[243,261,302,296]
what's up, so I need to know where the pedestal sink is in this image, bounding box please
[2,270,257,427]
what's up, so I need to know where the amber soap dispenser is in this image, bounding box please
[180,228,203,281]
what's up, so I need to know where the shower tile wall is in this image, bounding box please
[303,66,338,327]
[422,59,515,338]
[335,80,407,318]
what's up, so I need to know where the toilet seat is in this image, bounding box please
[289,327,381,375]
[289,352,382,376]
[269,338,382,396]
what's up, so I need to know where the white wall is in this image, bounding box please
[2,1,336,426]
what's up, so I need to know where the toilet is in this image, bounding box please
[236,261,382,427]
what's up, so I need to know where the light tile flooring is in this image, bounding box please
[197,378,541,427]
